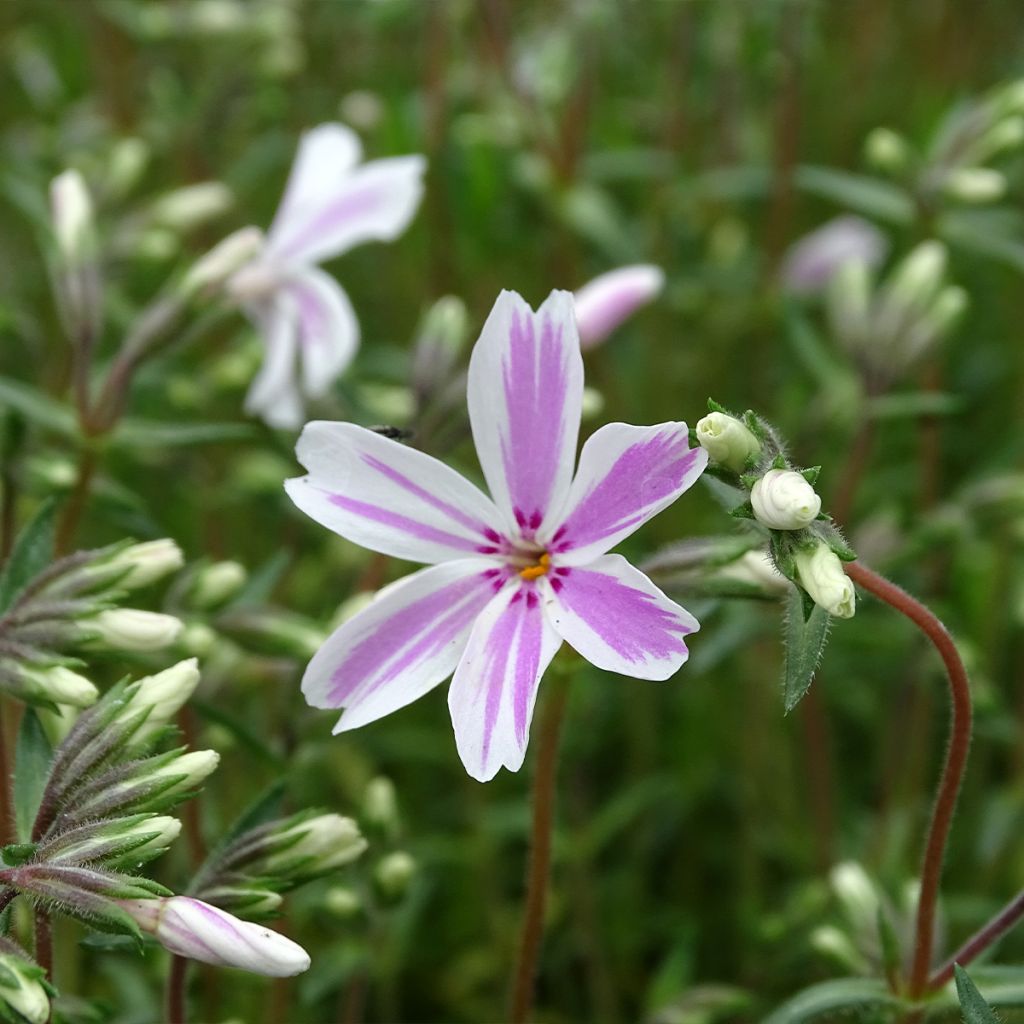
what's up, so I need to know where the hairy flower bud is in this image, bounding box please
[104,539,184,590]
[716,550,791,595]
[260,814,367,877]
[118,897,310,976]
[182,227,264,297]
[189,561,247,610]
[794,543,856,618]
[695,412,761,472]
[573,265,665,350]
[750,470,822,530]
[125,659,201,746]
[0,947,48,1024]
[16,665,98,708]
[81,609,183,651]
[124,751,220,808]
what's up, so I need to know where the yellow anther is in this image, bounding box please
[518,553,550,580]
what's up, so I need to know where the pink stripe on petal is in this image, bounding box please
[448,583,562,782]
[544,554,698,679]
[551,422,708,564]
[300,560,497,732]
[286,421,504,564]
[468,291,583,537]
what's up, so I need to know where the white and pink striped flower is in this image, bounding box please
[227,124,425,428]
[573,265,665,350]
[286,290,707,781]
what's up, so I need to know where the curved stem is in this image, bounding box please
[508,676,570,1024]
[165,954,188,1023]
[844,561,972,999]
[54,448,98,556]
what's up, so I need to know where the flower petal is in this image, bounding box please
[448,584,562,782]
[286,421,504,563]
[467,290,584,538]
[286,268,359,397]
[301,560,499,732]
[542,554,698,679]
[267,155,426,266]
[550,422,707,564]
[243,295,305,429]
[269,123,363,243]
[573,265,665,350]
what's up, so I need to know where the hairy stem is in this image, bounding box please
[34,907,52,980]
[844,561,972,999]
[508,676,570,1024]
[166,954,188,1023]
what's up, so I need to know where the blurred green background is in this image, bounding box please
[2,1,1024,1021]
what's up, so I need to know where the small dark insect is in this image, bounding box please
[369,425,414,442]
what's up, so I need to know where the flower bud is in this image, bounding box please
[943,167,1007,203]
[573,265,665,350]
[830,861,880,933]
[118,897,311,976]
[780,216,887,295]
[50,170,95,264]
[794,543,856,619]
[373,851,416,902]
[149,182,233,232]
[17,665,98,708]
[750,470,822,530]
[716,550,791,596]
[126,659,201,745]
[182,227,264,298]
[324,886,362,919]
[0,949,49,1024]
[411,295,469,404]
[826,259,873,352]
[864,127,911,173]
[105,539,184,590]
[928,285,968,335]
[972,115,1024,162]
[695,412,761,472]
[81,609,183,651]
[887,241,947,309]
[362,777,399,837]
[189,561,247,610]
[260,814,367,877]
[119,815,182,863]
[201,886,283,917]
[130,750,220,805]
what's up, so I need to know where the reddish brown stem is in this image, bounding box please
[55,449,98,555]
[508,677,569,1024]
[166,954,188,1023]
[844,561,972,999]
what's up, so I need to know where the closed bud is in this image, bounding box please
[16,664,98,708]
[182,227,264,298]
[120,815,182,863]
[0,948,49,1024]
[830,861,880,933]
[695,412,761,472]
[826,258,873,349]
[750,470,822,530]
[107,137,150,197]
[794,543,856,619]
[201,886,283,916]
[104,539,184,590]
[119,897,310,977]
[80,609,183,651]
[126,659,201,746]
[324,886,362,919]
[373,851,416,902]
[573,265,665,350]
[362,777,399,837]
[928,285,968,335]
[715,550,790,596]
[887,241,947,309]
[781,216,888,295]
[864,127,910,173]
[971,115,1024,162]
[149,182,232,232]
[411,296,469,403]
[189,561,247,610]
[261,814,367,877]
[50,170,95,264]
[943,167,1007,203]
[136,750,220,802]
[810,925,866,973]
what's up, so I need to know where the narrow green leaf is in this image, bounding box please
[0,498,59,614]
[762,978,902,1024]
[956,964,1002,1023]
[782,587,832,713]
[13,710,52,843]
[112,419,258,448]
[0,378,78,438]
[794,165,915,224]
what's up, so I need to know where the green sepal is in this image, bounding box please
[781,588,832,714]
[771,453,787,470]
[0,844,36,867]
[955,964,1001,1023]
[801,466,821,486]
[730,501,756,521]
[707,397,729,414]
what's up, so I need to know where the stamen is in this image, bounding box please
[518,552,550,580]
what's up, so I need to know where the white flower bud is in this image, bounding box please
[134,750,220,801]
[125,815,182,857]
[19,665,98,708]
[943,167,1007,203]
[374,851,416,901]
[189,560,247,609]
[750,470,821,530]
[263,814,366,875]
[83,609,183,651]
[928,285,968,335]
[971,115,1024,162]
[106,539,184,589]
[794,543,856,619]
[50,170,94,264]
[119,897,311,977]
[716,550,791,595]
[182,227,264,298]
[128,659,201,744]
[324,886,362,919]
[887,241,947,309]
[864,127,910,173]
[695,412,761,472]
[830,861,880,931]
[826,259,874,353]
[149,182,232,231]
[0,952,49,1024]
[362,777,399,835]
[810,925,866,972]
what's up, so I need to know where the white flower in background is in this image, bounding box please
[794,542,856,618]
[227,123,426,428]
[781,216,888,295]
[573,265,665,349]
[751,469,821,530]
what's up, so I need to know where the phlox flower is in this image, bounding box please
[573,264,664,349]
[286,290,707,781]
[228,123,425,428]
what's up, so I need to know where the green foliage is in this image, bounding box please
[955,964,1002,1024]
[0,499,57,614]
[781,587,831,712]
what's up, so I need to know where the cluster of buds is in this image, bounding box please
[0,539,184,710]
[826,240,966,388]
[694,402,856,619]
[865,78,1024,206]
[191,810,367,919]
